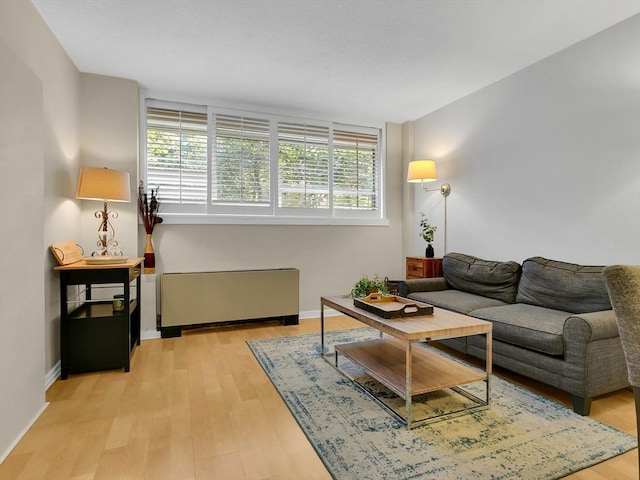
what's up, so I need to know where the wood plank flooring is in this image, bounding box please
[1,317,637,479]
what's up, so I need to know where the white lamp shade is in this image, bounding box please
[407,160,438,183]
[76,167,131,202]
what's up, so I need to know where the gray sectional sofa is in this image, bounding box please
[398,253,629,415]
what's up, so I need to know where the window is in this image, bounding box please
[143,100,384,224]
[213,114,271,207]
[146,107,208,211]
[278,122,330,210]
[333,127,378,211]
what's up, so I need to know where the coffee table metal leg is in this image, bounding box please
[406,340,413,429]
[486,331,492,406]
[321,300,326,355]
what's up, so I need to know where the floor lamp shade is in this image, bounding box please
[407,160,438,183]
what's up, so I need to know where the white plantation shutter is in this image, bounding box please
[278,122,330,209]
[143,100,384,223]
[146,107,208,206]
[213,114,270,206]
[333,127,378,210]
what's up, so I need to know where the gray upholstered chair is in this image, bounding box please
[603,264,640,475]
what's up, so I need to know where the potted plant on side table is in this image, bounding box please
[420,213,437,258]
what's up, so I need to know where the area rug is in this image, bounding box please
[247,328,637,480]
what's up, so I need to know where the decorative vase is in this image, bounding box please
[425,243,435,258]
[144,233,156,274]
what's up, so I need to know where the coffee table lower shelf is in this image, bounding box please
[333,337,489,428]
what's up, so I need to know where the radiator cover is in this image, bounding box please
[161,268,299,334]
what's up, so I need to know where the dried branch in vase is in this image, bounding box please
[138,181,163,234]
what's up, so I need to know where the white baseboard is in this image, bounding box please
[141,329,161,340]
[0,401,49,464]
[45,360,61,390]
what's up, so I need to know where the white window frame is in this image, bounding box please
[141,97,387,226]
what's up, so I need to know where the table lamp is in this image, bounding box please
[76,167,131,258]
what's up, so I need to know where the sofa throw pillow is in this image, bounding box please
[516,257,612,313]
[442,253,521,303]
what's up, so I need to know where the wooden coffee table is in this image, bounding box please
[320,295,493,429]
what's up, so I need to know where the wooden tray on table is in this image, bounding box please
[354,293,433,319]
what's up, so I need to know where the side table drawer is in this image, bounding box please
[406,257,443,279]
[406,258,425,278]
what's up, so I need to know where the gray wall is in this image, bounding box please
[79,73,139,256]
[407,15,640,265]
[0,37,46,465]
[0,0,80,459]
[0,1,141,461]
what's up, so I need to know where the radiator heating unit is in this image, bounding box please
[160,268,299,337]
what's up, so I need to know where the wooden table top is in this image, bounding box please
[322,295,492,341]
[54,257,144,271]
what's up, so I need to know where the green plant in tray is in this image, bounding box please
[349,275,389,298]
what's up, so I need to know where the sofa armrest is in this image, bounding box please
[563,309,628,402]
[398,277,449,297]
[564,310,619,342]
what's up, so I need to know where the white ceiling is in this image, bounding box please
[32,0,640,125]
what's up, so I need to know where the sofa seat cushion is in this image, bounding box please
[516,256,611,313]
[470,303,568,356]
[442,253,522,303]
[407,290,508,315]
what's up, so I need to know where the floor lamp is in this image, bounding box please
[407,159,451,254]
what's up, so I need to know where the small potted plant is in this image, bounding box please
[419,213,437,258]
[349,275,389,298]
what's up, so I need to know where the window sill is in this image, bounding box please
[156,213,390,227]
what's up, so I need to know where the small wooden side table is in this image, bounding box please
[55,258,143,379]
[406,257,443,279]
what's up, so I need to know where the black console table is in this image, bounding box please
[55,258,143,379]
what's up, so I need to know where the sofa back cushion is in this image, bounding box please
[442,253,521,303]
[516,257,611,313]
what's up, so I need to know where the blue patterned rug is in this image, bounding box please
[247,328,637,480]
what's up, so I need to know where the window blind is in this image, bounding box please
[333,128,378,210]
[278,122,330,209]
[146,107,208,205]
[213,114,270,206]
[143,100,383,223]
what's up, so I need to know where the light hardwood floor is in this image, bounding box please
[1,317,637,479]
